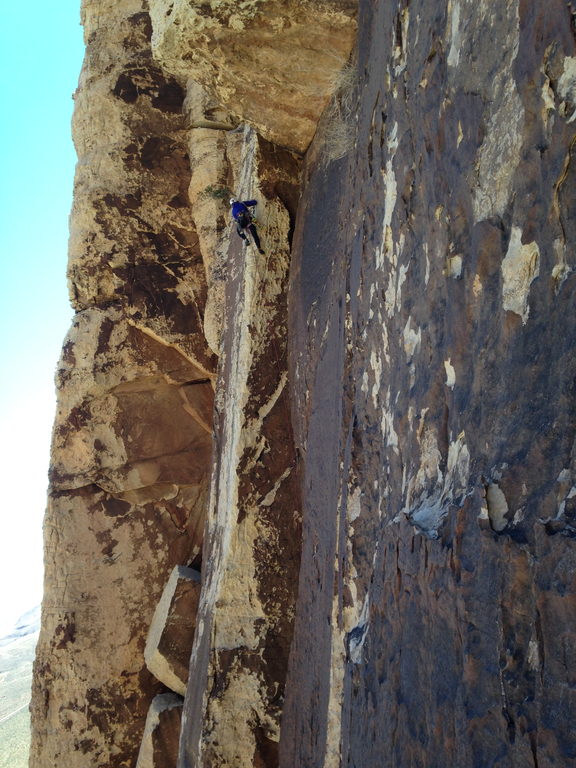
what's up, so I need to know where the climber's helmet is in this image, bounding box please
[229,198,237,205]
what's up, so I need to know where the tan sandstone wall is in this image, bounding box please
[148,0,357,153]
[31,0,321,765]
[30,3,215,766]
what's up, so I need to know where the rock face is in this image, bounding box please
[179,126,302,767]
[148,0,357,152]
[280,1,576,767]
[144,566,201,696]
[136,694,183,768]
[30,0,576,767]
[30,3,216,767]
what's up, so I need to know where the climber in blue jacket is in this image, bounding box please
[230,198,265,254]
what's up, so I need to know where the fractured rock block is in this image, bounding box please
[136,693,183,768]
[145,565,201,695]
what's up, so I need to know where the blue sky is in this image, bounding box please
[0,3,85,634]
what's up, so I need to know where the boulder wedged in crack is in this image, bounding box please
[144,566,201,696]
[136,693,183,768]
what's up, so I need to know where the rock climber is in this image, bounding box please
[229,198,265,254]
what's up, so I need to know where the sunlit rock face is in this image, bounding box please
[31,0,303,763]
[30,2,215,766]
[148,0,357,153]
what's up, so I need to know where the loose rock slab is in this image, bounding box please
[145,566,201,695]
[136,693,183,768]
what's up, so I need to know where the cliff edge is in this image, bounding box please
[31,1,576,767]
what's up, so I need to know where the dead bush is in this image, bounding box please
[322,59,358,163]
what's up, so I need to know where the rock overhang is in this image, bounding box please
[148,0,358,153]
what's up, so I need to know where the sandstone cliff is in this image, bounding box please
[31,1,576,767]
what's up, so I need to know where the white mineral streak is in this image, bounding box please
[501,226,540,323]
[447,0,462,68]
[486,482,509,531]
[370,350,383,408]
[445,432,471,500]
[376,122,399,270]
[555,468,576,517]
[413,427,443,494]
[444,358,456,389]
[393,8,410,76]
[446,254,463,278]
[403,317,422,361]
[446,0,524,221]
[551,238,571,292]
[325,487,371,768]
[325,488,347,768]
[382,388,399,450]
[472,81,523,221]
[558,56,576,114]
[527,638,540,672]
[347,486,362,523]
[324,627,346,768]
[541,72,556,132]
[403,427,470,537]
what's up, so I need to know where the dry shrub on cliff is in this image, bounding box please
[203,184,232,201]
[322,59,357,162]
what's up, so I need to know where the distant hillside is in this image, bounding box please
[0,605,40,648]
[0,708,31,768]
[0,607,40,768]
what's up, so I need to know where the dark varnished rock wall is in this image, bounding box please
[280,1,576,767]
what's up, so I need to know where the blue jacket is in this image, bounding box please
[231,200,257,220]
